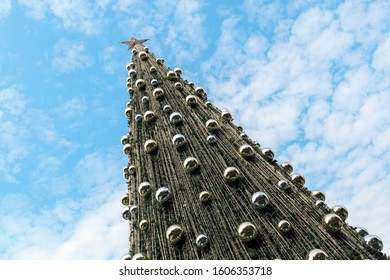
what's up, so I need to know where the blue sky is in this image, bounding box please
[0,0,389,259]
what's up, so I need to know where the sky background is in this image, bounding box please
[0,0,389,259]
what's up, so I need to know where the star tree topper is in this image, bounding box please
[119,37,149,50]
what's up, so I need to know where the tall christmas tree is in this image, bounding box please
[119,37,386,260]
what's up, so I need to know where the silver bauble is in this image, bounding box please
[251,192,270,210]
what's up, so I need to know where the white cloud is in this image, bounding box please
[0,87,29,183]
[18,0,111,35]
[0,86,79,185]
[0,152,127,259]
[52,39,93,72]
[373,36,390,73]
[0,0,11,21]
[54,190,126,259]
[99,46,118,74]
[17,0,48,19]
[55,96,87,119]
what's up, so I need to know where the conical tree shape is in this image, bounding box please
[120,39,386,260]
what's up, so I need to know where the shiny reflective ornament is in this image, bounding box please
[124,108,132,118]
[121,253,131,260]
[240,132,248,139]
[126,77,130,83]
[331,205,348,222]
[135,79,146,89]
[123,172,129,180]
[315,200,326,208]
[195,87,205,97]
[172,134,186,148]
[185,95,197,106]
[277,220,292,234]
[132,49,137,54]
[355,227,369,237]
[196,234,209,248]
[126,81,131,88]
[199,191,212,204]
[277,180,290,190]
[143,46,149,52]
[169,112,183,125]
[167,70,177,81]
[221,109,233,121]
[205,119,219,131]
[150,79,158,86]
[280,162,293,174]
[205,101,211,106]
[239,144,255,159]
[126,101,131,107]
[251,192,270,210]
[322,213,343,234]
[138,51,147,60]
[144,139,158,154]
[121,207,130,220]
[129,205,137,215]
[156,187,172,204]
[364,235,383,253]
[163,105,172,113]
[127,87,134,95]
[143,110,156,123]
[121,135,129,145]
[123,144,131,155]
[135,114,142,122]
[132,253,147,260]
[156,58,164,64]
[150,66,157,74]
[128,165,136,175]
[291,173,305,187]
[125,63,134,70]
[166,225,185,245]
[307,249,328,260]
[174,67,182,76]
[121,193,129,206]
[183,157,200,173]
[128,69,137,77]
[138,182,152,197]
[238,222,258,242]
[123,165,129,173]
[312,190,326,201]
[262,148,274,161]
[139,220,148,231]
[188,81,194,87]
[223,167,240,182]
[174,82,183,90]
[207,135,217,144]
[153,88,164,99]
[141,96,149,105]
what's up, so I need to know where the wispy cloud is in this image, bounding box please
[17,0,47,20]
[99,46,118,74]
[55,96,87,120]
[18,0,110,35]
[0,87,29,183]
[52,39,93,72]
[0,86,79,185]
[0,151,126,259]
[0,0,11,21]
